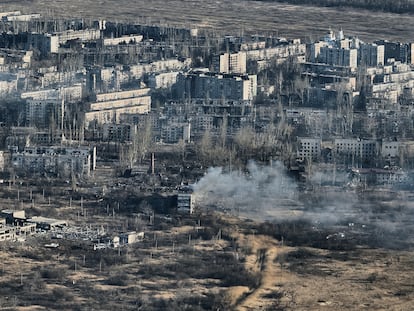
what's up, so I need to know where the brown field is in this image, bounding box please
[0,0,413,42]
[0,167,414,310]
[1,220,414,310]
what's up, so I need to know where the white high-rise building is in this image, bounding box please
[219,52,247,74]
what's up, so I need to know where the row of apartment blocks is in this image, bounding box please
[297,137,403,163]
[212,38,306,74]
[87,98,254,144]
[308,30,414,69]
[367,61,414,106]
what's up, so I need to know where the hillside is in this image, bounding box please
[0,0,413,42]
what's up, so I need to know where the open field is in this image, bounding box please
[1,155,414,310]
[1,0,413,42]
[1,165,414,309]
[1,215,414,310]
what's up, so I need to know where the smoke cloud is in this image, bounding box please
[192,161,414,248]
[192,161,300,221]
[192,161,365,224]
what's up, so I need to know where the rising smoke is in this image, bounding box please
[192,161,364,224]
[192,161,300,221]
[192,161,414,248]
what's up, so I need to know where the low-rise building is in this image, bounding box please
[177,193,194,214]
[0,211,36,241]
[28,216,68,230]
[118,231,144,245]
[350,168,409,186]
[0,218,15,241]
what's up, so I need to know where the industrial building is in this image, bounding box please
[0,210,37,241]
[28,216,68,230]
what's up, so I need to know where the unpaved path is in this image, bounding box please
[229,233,290,310]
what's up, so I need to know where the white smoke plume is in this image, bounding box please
[192,161,414,248]
[192,161,362,224]
[192,161,300,221]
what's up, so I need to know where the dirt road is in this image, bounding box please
[228,233,290,310]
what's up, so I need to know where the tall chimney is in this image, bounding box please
[151,152,155,175]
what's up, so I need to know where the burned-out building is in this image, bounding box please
[174,70,257,101]
[11,145,96,177]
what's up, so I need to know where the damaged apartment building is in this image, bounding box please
[10,145,96,178]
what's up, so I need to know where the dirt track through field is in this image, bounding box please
[230,233,290,310]
[1,0,413,41]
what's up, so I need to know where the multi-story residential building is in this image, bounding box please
[102,123,134,142]
[381,140,400,158]
[296,137,322,161]
[410,42,414,64]
[318,46,358,68]
[102,35,143,46]
[0,150,8,172]
[195,115,214,131]
[21,84,83,103]
[359,43,385,67]
[334,138,378,163]
[177,193,194,214]
[5,13,40,22]
[85,88,151,125]
[350,168,408,186]
[27,33,59,55]
[368,61,414,105]
[246,39,306,66]
[213,52,247,74]
[374,40,411,63]
[56,29,101,45]
[174,70,257,101]
[148,71,180,89]
[25,98,63,129]
[161,123,187,143]
[11,145,96,177]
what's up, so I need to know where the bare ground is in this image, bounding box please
[0,0,413,41]
[224,232,414,310]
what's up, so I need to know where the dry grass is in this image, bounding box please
[0,0,413,41]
